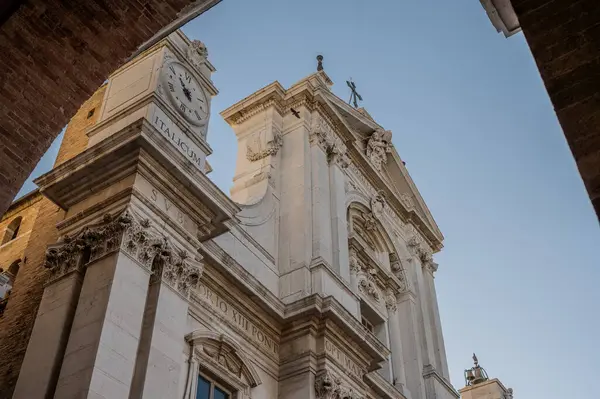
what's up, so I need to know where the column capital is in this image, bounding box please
[44,208,203,297]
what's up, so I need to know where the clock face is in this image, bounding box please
[163,61,209,126]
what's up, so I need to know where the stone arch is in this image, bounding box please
[0,0,219,216]
[186,330,262,388]
[1,216,22,245]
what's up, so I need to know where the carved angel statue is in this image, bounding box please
[370,190,386,219]
[366,128,393,171]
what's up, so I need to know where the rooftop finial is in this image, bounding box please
[317,55,324,71]
[473,353,479,367]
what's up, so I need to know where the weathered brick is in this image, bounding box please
[0,0,209,216]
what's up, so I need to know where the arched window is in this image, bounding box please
[2,217,23,245]
[0,259,21,316]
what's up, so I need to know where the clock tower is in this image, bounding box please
[88,30,218,173]
[12,31,239,399]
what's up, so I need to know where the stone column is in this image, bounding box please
[129,246,203,399]
[329,155,351,282]
[348,248,360,292]
[12,254,85,399]
[385,293,409,398]
[397,291,426,399]
[309,138,333,267]
[423,262,450,379]
[45,209,199,399]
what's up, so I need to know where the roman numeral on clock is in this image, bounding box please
[180,103,187,113]
[169,65,175,74]
[194,110,202,120]
[168,82,175,92]
[184,71,192,83]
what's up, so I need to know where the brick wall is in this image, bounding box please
[0,86,106,398]
[0,0,219,217]
[511,0,600,220]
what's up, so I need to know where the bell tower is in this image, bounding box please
[459,354,514,399]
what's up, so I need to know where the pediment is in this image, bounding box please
[320,91,444,249]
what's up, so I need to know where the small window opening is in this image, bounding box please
[87,108,95,119]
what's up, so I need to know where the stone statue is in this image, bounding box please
[366,128,392,171]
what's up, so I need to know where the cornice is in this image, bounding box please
[220,81,286,125]
[423,365,460,398]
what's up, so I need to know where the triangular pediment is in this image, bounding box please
[319,91,444,249]
[220,72,443,249]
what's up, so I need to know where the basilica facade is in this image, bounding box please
[0,30,458,399]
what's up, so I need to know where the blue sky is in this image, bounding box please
[18,1,600,397]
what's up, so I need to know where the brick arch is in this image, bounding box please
[0,0,221,216]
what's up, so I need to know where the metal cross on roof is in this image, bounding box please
[346,79,363,108]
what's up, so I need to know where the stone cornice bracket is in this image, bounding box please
[314,370,364,399]
[366,128,393,171]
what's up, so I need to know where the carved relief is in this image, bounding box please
[187,40,208,69]
[407,235,434,270]
[314,370,364,399]
[390,253,409,293]
[349,248,361,275]
[357,269,381,302]
[246,129,283,161]
[384,288,398,313]
[399,193,414,210]
[311,115,350,168]
[366,128,392,171]
[44,211,135,280]
[44,209,203,296]
[370,191,385,219]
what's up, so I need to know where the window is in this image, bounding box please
[196,374,231,399]
[0,260,20,316]
[2,217,22,245]
[361,316,374,333]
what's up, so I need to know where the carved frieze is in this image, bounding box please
[314,370,364,399]
[407,234,434,271]
[366,128,392,171]
[246,129,283,161]
[44,209,203,297]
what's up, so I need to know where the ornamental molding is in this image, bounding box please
[370,190,385,220]
[314,370,364,399]
[310,115,351,168]
[186,40,208,69]
[357,269,381,303]
[407,234,434,270]
[230,98,283,125]
[246,129,283,162]
[389,252,409,293]
[44,209,203,297]
[366,128,393,171]
[384,287,398,313]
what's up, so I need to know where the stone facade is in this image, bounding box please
[1,30,457,399]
